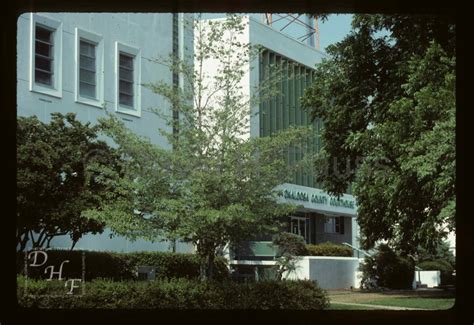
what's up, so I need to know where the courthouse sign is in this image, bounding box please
[276,183,357,216]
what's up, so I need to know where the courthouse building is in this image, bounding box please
[17,13,364,288]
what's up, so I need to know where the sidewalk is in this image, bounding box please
[330,301,429,310]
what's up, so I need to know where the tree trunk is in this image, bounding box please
[18,231,29,252]
[29,230,38,248]
[199,257,207,281]
[198,253,216,281]
[276,266,284,281]
[207,253,215,280]
[46,236,53,249]
[36,229,47,249]
[70,239,78,251]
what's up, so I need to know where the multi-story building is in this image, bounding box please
[17,12,195,252]
[197,15,362,287]
[18,13,363,287]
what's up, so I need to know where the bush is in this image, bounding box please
[272,232,308,256]
[17,275,330,310]
[359,244,415,290]
[16,250,229,281]
[306,242,353,257]
[418,259,455,285]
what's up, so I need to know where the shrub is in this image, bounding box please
[418,259,455,285]
[272,232,308,256]
[359,244,415,290]
[306,242,353,257]
[17,276,329,310]
[16,250,229,281]
[271,233,308,280]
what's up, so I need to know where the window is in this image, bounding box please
[30,14,62,97]
[34,26,54,86]
[324,216,345,234]
[115,42,141,116]
[118,53,134,107]
[324,217,335,233]
[75,28,104,107]
[79,40,96,98]
[290,215,310,244]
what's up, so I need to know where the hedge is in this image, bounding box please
[418,259,455,285]
[359,244,415,290]
[16,250,229,281]
[17,276,330,310]
[305,242,353,257]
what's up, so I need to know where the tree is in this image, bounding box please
[272,232,308,280]
[360,243,415,290]
[16,113,124,251]
[415,240,455,268]
[301,14,455,254]
[85,15,311,280]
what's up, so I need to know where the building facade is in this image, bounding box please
[196,16,361,285]
[17,12,194,252]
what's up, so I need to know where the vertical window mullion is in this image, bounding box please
[270,52,276,134]
[263,50,270,136]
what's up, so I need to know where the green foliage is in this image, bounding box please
[360,244,415,290]
[306,242,353,257]
[273,232,309,256]
[17,113,124,251]
[301,14,455,254]
[17,276,329,310]
[85,15,309,280]
[418,259,455,285]
[415,240,455,268]
[271,233,307,280]
[16,250,229,281]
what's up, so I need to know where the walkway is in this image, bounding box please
[330,301,429,310]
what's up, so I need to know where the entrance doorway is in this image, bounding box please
[290,216,309,243]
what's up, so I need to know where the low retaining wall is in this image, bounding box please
[412,270,440,288]
[284,257,441,290]
[285,256,363,289]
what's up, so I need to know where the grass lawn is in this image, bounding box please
[328,303,380,310]
[362,297,455,310]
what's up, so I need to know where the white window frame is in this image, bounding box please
[115,42,141,117]
[74,28,104,108]
[29,13,63,98]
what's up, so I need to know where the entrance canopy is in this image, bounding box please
[275,183,357,217]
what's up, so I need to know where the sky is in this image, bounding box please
[199,13,355,53]
[318,14,353,51]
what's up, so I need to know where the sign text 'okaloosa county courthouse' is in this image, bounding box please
[276,183,357,214]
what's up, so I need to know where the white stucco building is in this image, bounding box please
[195,15,363,288]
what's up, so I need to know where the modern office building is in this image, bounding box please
[16,12,195,252]
[196,16,361,286]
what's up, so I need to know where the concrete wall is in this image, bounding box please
[193,17,252,141]
[412,271,441,289]
[17,13,195,253]
[285,256,361,289]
